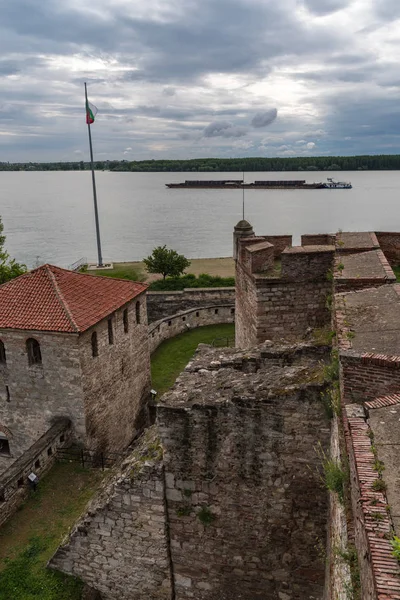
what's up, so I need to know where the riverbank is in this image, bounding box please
[91,257,235,282]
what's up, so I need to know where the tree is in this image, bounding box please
[143,245,191,280]
[0,217,27,284]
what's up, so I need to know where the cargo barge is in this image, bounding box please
[165,178,352,189]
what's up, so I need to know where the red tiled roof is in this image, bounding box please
[0,265,147,333]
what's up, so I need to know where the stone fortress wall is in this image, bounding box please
[5,225,400,599]
[235,227,334,348]
[0,419,72,527]
[79,292,151,454]
[51,343,331,600]
[148,304,235,353]
[146,288,235,323]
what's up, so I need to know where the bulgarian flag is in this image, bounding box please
[86,100,98,125]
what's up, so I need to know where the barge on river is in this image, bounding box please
[166,178,352,189]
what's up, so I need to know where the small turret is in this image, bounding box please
[233,220,254,260]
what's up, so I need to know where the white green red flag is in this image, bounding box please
[86,100,98,125]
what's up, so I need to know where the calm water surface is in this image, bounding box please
[0,170,399,268]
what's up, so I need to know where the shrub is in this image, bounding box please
[149,273,235,291]
[391,536,400,562]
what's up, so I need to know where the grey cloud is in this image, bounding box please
[203,121,247,138]
[301,0,349,16]
[251,109,278,128]
[163,87,176,96]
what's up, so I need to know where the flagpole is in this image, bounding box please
[242,170,245,220]
[84,82,103,267]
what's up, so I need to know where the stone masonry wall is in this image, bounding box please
[301,234,336,246]
[375,231,400,266]
[235,234,334,348]
[281,246,335,281]
[236,266,332,347]
[340,353,400,404]
[0,419,72,527]
[235,262,259,348]
[262,235,292,258]
[0,329,84,473]
[149,305,235,354]
[80,292,151,455]
[49,427,172,600]
[147,288,235,323]
[157,388,330,600]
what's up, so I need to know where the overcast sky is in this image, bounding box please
[1,0,400,161]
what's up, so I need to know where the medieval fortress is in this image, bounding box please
[1,225,400,599]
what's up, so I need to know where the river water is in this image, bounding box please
[0,170,399,268]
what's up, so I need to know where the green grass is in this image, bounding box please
[82,263,144,281]
[0,462,104,600]
[393,265,400,282]
[151,323,235,396]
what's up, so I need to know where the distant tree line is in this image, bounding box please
[1,155,400,172]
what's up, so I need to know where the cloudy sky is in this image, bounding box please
[1,0,400,161]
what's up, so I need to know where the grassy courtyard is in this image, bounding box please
[0,462,104,600]
[151,323,235,396]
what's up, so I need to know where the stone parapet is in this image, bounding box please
[147,288,235,323]
[301,233,336,246]
[0,419,72,527]
[281,245,335,282]
[148,305,234,354]
[375,232,400,266]
[243,240,274,274]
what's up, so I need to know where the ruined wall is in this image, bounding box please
[157,389,330,600]
[147,288,235,323]
[0,329,84,472]
[375,231,400,266]
[340,353,400,404]
[0,420,72,527]
[49,427,172,600]
[149,305,235,354]
[80,292,151,454]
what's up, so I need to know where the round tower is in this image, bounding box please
[233,220,255,260]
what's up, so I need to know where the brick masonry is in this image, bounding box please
[0,419,72,527]
[147,288,235,323]
[344,404,400,599]
[375,232,400,266]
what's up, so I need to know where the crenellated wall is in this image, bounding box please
[235,236,334,348]
[147,288,235,323]
[148,305,234,354]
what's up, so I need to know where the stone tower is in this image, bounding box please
[233,219,254,260]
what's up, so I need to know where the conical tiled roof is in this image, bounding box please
[0,265,147,333]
